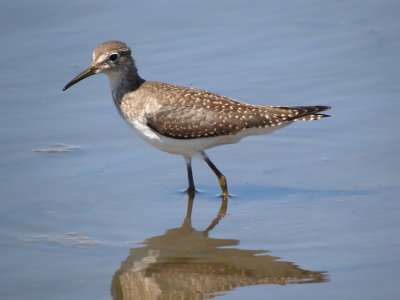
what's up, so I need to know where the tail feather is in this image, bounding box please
[276,105,331,122]
[293,113,330,121]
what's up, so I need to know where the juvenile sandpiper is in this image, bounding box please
[63,41,330,199]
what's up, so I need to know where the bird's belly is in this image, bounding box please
[127,120,291,157]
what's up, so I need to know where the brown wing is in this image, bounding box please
[145,102,245,139]
[144,82,330,139]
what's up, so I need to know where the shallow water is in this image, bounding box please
[1,0,399,299]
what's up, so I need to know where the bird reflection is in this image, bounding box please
[111,195,327,299]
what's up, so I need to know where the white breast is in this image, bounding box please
[126,119,291,157]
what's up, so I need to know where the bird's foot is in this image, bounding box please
[181,187,201,197]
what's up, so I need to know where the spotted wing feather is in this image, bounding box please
[144,82,330,139]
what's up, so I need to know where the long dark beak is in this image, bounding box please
[63,65,97,91]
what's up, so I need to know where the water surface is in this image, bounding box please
[1,0,399,299]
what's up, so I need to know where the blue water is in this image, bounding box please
[1,0,399,299]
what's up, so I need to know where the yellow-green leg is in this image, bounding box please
[201,152,229,200]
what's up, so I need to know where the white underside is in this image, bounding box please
[127,120,291,157]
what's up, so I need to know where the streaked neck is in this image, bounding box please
[108,65,144,106]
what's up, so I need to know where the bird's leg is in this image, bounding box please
[184,156,196,197]
[201,152,229,200]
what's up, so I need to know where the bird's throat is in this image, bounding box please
[108,70,143,106]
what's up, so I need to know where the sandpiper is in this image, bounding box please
[63,41,330,199]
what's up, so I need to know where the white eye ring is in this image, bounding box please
[109,53,120,62]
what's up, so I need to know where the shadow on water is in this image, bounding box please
[111,195,328,299]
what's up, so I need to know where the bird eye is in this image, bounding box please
[109,53,120,62]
